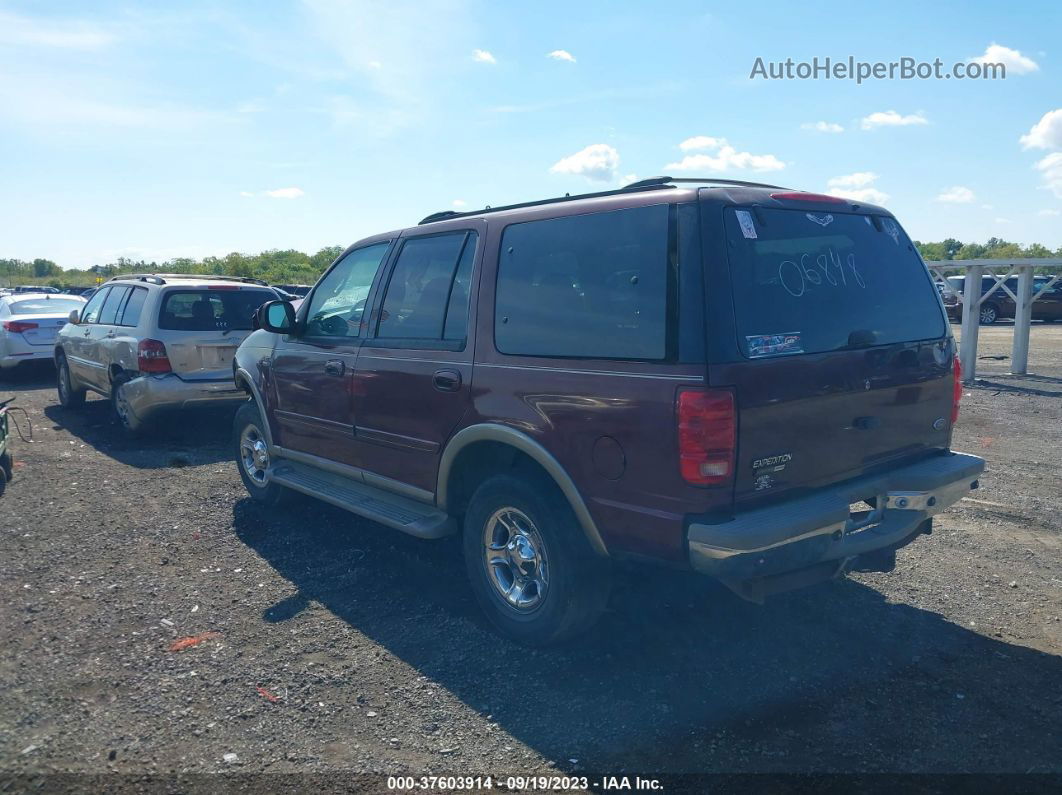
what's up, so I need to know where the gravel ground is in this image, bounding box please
[0,323,1060,790]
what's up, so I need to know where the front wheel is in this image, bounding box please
[463,474,611,646]
[979,304,999,325]
[233,401,293,507]
[56,354,86,408]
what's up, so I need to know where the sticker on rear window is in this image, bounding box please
[882,217,900,245]
[735,210,758,239]
[746,332,803,358]
[806,212,833,227]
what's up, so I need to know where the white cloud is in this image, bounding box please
[801,121,844,133]
[367,60,382,69]
[239,191,255,198]
[547,50,576,63]
[826,173,889,204]
[550,144,620,182]
[452,199,467,208]
[827,172,878,188]
[666,137,784,172]
[472,49,496,64]
[1020,108,1062,150]
[679,135,728,151]
[936,186,975,203]
[1034,152,1062,198]
[994,217,1012,224]
[969,43,1039,75]
[1038,209,1061,217]
[981,204,994,210]
[0,9,116,50]
[264,187,305,199]
[860,110,928,130]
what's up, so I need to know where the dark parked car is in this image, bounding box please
[232,177,984,644]
[942,275,1062,324]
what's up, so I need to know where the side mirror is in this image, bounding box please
[68,309,81,324]
[257,300,296,334]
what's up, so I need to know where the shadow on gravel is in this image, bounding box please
[234,498,1062,774]
[0,360,58,393]
[971,377,1062,399]
[42,399,237,469]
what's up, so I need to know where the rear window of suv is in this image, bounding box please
[724,208,945,357]
[158,288,276,331]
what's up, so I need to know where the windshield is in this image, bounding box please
[158,288,276,331]
[9,297,84,315]
[724,208,945,357]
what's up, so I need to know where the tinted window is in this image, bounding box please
[118,287,148,327]
[444,235,477,341]
[158,289,276,331]
[495,205,670,359]
[80,287,110,324]
[8,297,85,315]
[378,232,475,340]
[305,242,391,338]
[725,209,945,357]
[98,286,131,325]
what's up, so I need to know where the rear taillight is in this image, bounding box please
[2,320,39,333]
[137,338,172,374]
[770,191,847,204]
[951,358,963,424]
[677,388,736,486]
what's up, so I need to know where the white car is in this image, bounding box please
[0,293,87,373]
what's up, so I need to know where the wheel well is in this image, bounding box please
[108,363,125,383]
[444,440,558,519]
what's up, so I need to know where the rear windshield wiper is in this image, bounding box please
[838,329,878,350]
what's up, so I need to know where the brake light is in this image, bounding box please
[2,320,39,333]
[137,338,172,373]
[951,358,963,424]
[770,191,847,204]
[677,389,736,486]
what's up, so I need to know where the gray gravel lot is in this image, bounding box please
[0,323,1060,787]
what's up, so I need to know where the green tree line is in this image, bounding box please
[2,237,1060,289]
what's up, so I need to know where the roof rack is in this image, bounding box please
[418,176,795,225]
[623,176,791,191]
[418,182,675,225]
[107,273,269,287]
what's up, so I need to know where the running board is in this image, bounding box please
[269,460,455,539]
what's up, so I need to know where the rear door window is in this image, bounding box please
[98,286,131,325]
[158,289,276,331]
[724,208,944,357]
[118,286,148,327]
[495,204,671,360]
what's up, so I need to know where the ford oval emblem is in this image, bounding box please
[932,418,946,431]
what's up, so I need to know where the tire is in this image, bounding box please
[56,353,86,409]
[979,304,999,325]
[111,376,145,435]
[233,400,293,507]
[463,473,611,646]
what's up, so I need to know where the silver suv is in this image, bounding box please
[54,274,280,433]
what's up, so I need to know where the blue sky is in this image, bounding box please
[1,0,1060,268]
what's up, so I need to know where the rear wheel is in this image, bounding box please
[111,376,145,435]
[56,354,86,408]
[979,303,999,325]
[463,474,611,646]
[233,400,293,507]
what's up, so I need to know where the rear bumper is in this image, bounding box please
[122,373,247,422]
[688,451,985,588]
[0,343,54,368]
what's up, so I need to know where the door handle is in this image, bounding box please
[83,329,91,337]
[324,359,345,376]
[433,369,462,392]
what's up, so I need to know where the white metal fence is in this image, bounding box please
[925,259,1062,383]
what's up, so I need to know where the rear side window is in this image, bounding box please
[724,208,945,357]
[118,287,148,327]
[377,231,478,342]
[158,289,276,331]
[98,286,130,325]
[495,204,670,360]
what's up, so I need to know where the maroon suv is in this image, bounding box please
[232,177,984,645]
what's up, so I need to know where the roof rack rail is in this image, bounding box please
[418,182,674,225]
[106,273,270,287]
[623,176,791,191]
